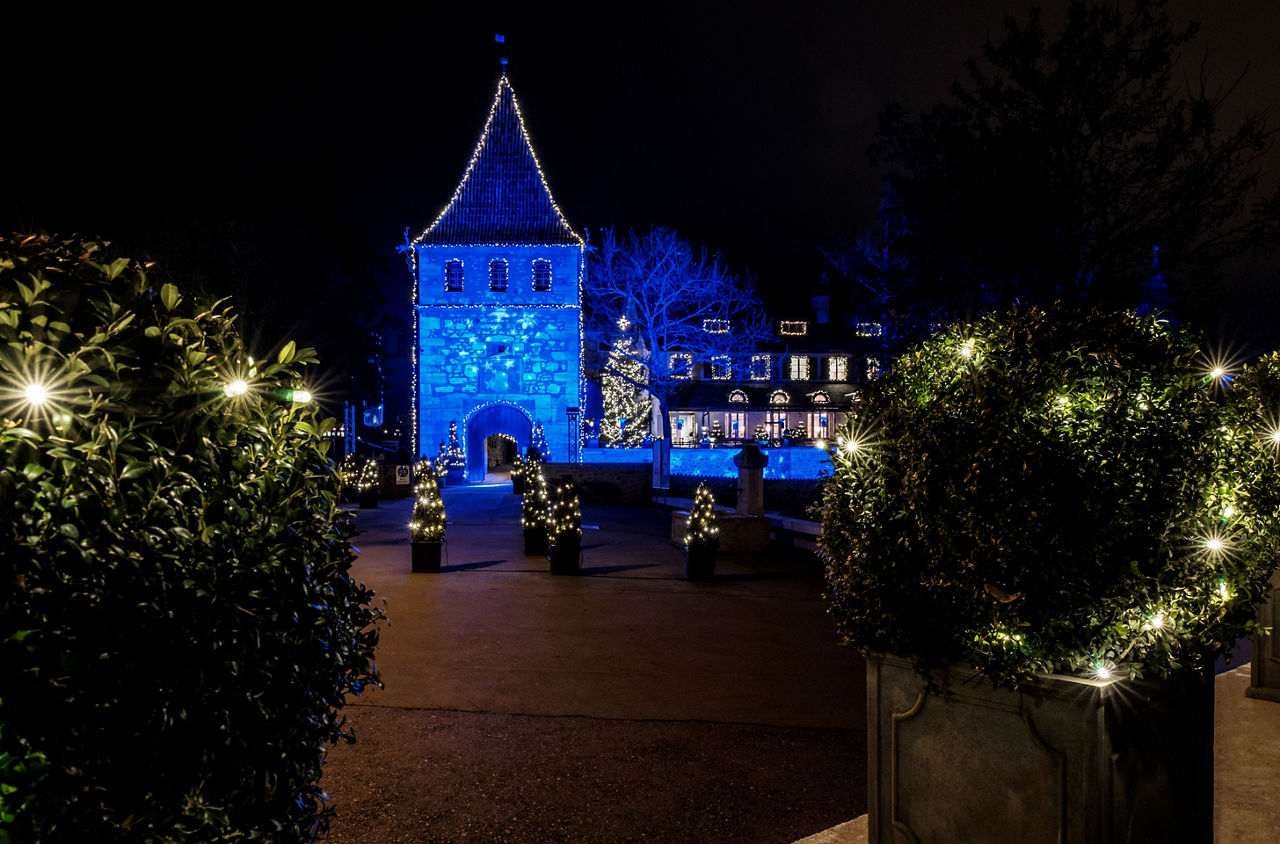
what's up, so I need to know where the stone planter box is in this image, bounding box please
[1248,567,1280,702]
[411,541,442,573]
[867,653,1212,843]
[684,543,717,581]
[671,511,768,553]
[547,538,580,575]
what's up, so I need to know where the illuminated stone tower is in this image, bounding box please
[407,74,583,480]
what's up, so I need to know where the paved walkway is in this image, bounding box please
[317,482,866,842]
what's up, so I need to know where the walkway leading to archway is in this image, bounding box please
[464,403,531,481]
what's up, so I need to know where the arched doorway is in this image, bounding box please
[465,403,532,481]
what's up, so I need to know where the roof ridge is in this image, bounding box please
[414,76,583,246]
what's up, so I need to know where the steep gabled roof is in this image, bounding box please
[415,75,582,246]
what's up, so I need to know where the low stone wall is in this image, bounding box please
[670,510,771,553]
[582,445,834,480]
[541,462,652,505]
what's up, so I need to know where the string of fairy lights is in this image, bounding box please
[830,330,1280,683]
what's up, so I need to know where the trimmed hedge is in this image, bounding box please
[0,235,384,841]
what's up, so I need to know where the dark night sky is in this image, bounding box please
[5,2,1279,334]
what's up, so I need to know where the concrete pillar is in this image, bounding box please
[733,442,769,516]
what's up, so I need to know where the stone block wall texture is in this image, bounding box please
[414,243,582,463]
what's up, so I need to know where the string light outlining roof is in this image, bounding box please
[415,76,583,246]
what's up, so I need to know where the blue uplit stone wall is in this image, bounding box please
[415,243,582,462]
[582,446,833,479]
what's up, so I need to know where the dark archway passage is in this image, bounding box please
[465,403,532,481]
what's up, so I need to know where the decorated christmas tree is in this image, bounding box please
[409,473,446,543]
[356,458,379,492]
[709,419,724,443]
[547,480,582,547]
[521,462,549,534]
[685,483,720,551]
[441,420,465,478]
[601,323,651,446]
[530,422,549,460]
[337,454,361,492]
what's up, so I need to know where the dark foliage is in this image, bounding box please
[0,235,384,841]
[838,0,1280,354]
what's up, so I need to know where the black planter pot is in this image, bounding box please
[548,539,581,575]
[411,541,442,573]
[523,527,547,556]
[684,542,718,581]
[512,476,525,495]
[358,488,378,509]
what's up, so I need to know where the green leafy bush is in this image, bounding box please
[818,305,1280,688]
[0,235,384,841]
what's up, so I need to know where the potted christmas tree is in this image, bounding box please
[442,420,466,484]
[356,458,379,509]
[521,462,549,555]
[684,483,720,581]
[818,305,1280,843]
[529,422,549,460]
[409,470,446,573]
[547,479,582,575]
[511,453,526,495]
[336,454,360,503]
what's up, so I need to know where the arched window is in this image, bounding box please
[532,259,552,292]
[489,259,508,292]
[728,390,748,404]
[445,259,464,292]
[811,391,830,404]
[770,390,790,406]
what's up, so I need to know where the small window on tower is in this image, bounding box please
[532,259,552,292]
[445,260,464,292]
[489,259,508,292]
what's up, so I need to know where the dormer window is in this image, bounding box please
[811,391,830,404]
[703,319,730,334]
[728,389,748,404]
[780,320,807,336]
[445,260,464,292]
[489,259,508,292]
[770,390,790,406]
[854,322,883,337]
[532,259,552,292]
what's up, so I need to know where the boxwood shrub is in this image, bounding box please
[818,305,1280,689]
[0,235,384,841]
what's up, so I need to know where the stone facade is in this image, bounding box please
[414,242,582,463]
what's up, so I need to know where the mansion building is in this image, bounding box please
[405,72,877,480]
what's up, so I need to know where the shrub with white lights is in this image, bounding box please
[547,480,582,547]
[530,421,549,460]
[356,457,379,492]
[521,460,549,534]
[685,483,720,551]
[818,305,1280,689]
[409,471,446,543]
